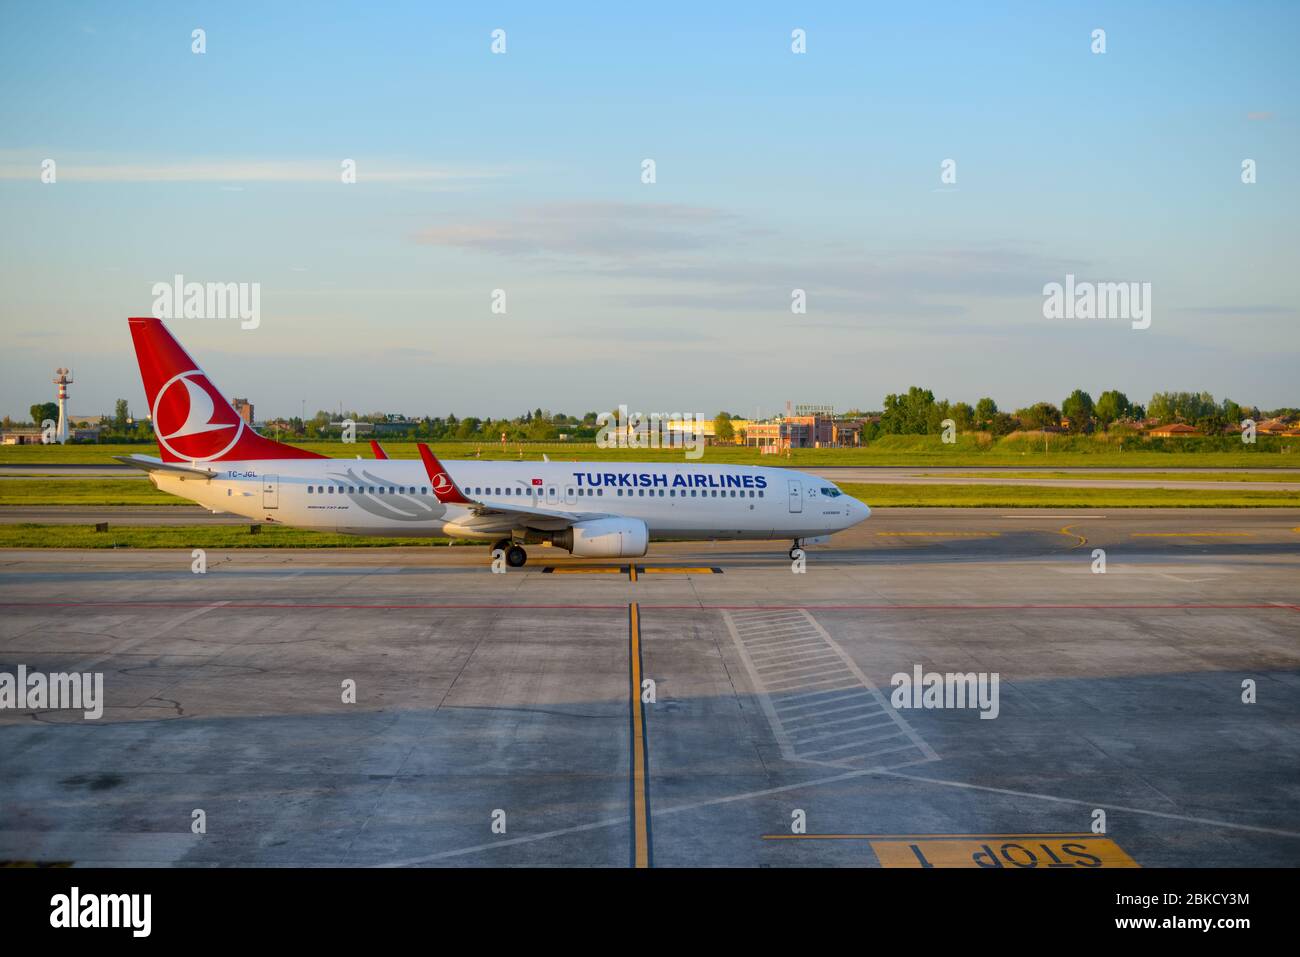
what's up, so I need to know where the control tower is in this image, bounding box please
[52,367,73,444]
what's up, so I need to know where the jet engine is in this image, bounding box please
[552,518,649,558]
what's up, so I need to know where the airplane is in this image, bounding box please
[116,316,871,567]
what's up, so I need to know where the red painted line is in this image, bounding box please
[656,603,1298,611]
[0,601,629,610]
[0,601,1293,612]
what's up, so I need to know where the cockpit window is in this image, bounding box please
[820,486,843,497]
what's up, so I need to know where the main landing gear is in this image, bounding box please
[491,539,528,568]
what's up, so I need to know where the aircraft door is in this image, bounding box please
[788,479,802,513]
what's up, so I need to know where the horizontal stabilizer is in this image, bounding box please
[113,453,217,479]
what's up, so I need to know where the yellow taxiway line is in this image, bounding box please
[628,602,651,867]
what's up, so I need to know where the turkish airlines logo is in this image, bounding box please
[431,472,454,495]
[152,370,244,461]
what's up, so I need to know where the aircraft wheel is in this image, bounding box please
[506,545,528,568]
[491,538,511,554]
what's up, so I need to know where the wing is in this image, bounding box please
[416,443,609,532]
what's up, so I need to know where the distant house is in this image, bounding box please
[1257,418,1298,435]
[1,430,44,445]
[1147,423,1200,438]
[229,398,254,425]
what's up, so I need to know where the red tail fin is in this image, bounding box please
[369,440,389,460]
[128,317,325,463]
[416,443,474,504]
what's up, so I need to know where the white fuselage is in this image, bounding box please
[154,458,870,542]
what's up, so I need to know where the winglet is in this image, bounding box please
[369,440,389,460]
[416,443,474,504]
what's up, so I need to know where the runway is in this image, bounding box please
[1,508,1297,867]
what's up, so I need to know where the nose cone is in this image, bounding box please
[845,496,871,526]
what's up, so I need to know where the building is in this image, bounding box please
[1,429,44,445]
[373,419,418,435]
[1257,418,1300,435]
[1147,423,1200,438]
[322,420,374,435]
[230,398,254,425]
[744,413,860,450]
[831,419,863,446]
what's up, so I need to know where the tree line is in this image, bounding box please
[869,388,1283,437]
[10,391,1295,444]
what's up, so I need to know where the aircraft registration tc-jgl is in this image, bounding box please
[118,317,870,567]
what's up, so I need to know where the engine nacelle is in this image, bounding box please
[552,518,649,558]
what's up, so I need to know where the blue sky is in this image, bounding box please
[1,1,1297,420]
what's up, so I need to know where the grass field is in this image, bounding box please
[917,471,1300,483]
[2,435,1297,468]
[0,479,180,506]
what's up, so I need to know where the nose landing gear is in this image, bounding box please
[789,539,803,561]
